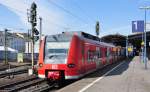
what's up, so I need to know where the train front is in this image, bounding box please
[38,34,72,84]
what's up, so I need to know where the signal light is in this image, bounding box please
[33,28,39,35]
[96,21,99,36]
[34,36,39,42]
[30,2,37,25]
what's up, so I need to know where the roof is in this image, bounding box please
[101,34,126,47]
[100,31,150,49]
[46,31,101,42]
[0,46,18,52]
[127,31,150,50]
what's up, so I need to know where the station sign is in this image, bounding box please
[132,20,144,33]
[96,21,99,36]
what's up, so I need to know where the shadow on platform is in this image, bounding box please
[84,58,133,79]
[106,59,131,76]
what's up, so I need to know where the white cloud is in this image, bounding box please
[0,0,65,35]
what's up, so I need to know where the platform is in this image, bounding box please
[58,56,150,92]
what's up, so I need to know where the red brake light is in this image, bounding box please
[48,71,60,80]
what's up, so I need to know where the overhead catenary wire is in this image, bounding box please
[71,0,96,23]
[1,1,93,33]
[11,1,93,31]
[47,0,89,24]
[70,0,106,37]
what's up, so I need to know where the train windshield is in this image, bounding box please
[44,42,70,64]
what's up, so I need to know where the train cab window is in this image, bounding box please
[44,42,70,64]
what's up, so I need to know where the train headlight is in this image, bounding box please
[67,63,75,68]
[39,63,43,67]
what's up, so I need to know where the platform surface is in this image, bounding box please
[58,56,150,92]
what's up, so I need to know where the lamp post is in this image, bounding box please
[126,35,128,58]
[139,6,150,69]
[4,29,8,65]
[39,17,42,49]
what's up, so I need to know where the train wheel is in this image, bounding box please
[58,71,65,88]
[55,75,65,88]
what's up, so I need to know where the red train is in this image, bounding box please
[38,31,125,86]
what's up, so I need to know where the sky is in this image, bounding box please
[0,0,150,37]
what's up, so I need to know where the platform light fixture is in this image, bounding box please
[139,6,150,69]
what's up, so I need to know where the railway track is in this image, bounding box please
[20,83,53,92]
[0,75,46,92]
[0,64,10,71]
[0,63,31,71]
[0,66,31,78]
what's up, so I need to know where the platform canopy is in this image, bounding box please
[128,31,150,50]
[101,34,126,47]
[101,31,150,51]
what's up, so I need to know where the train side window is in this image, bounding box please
[87,51,90,62]
[97,50,102,58]
[87,51,91,62]
[105,48,107,57]
[97,51,100,58]
[81,44,84,63]
[107,48,110,57]
[96,47,101,58]
[87,50,94,62]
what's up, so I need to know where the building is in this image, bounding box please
[0,31,26,52]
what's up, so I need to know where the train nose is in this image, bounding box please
[48,71,60,80]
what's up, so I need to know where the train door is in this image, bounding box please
[112,47,117,63]
[109,48,113,64]
[106,47,110,64]
[99,46,103,68]
[84,42,89,73]
[84,42,95,72]
[87,45,95,71]
[101,47,106,65]
[96,46,100,69]
[80,41,86,74]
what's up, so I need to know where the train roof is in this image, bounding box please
[46,31,115,47]
[46,31,100,42]
[46,32,73,42]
